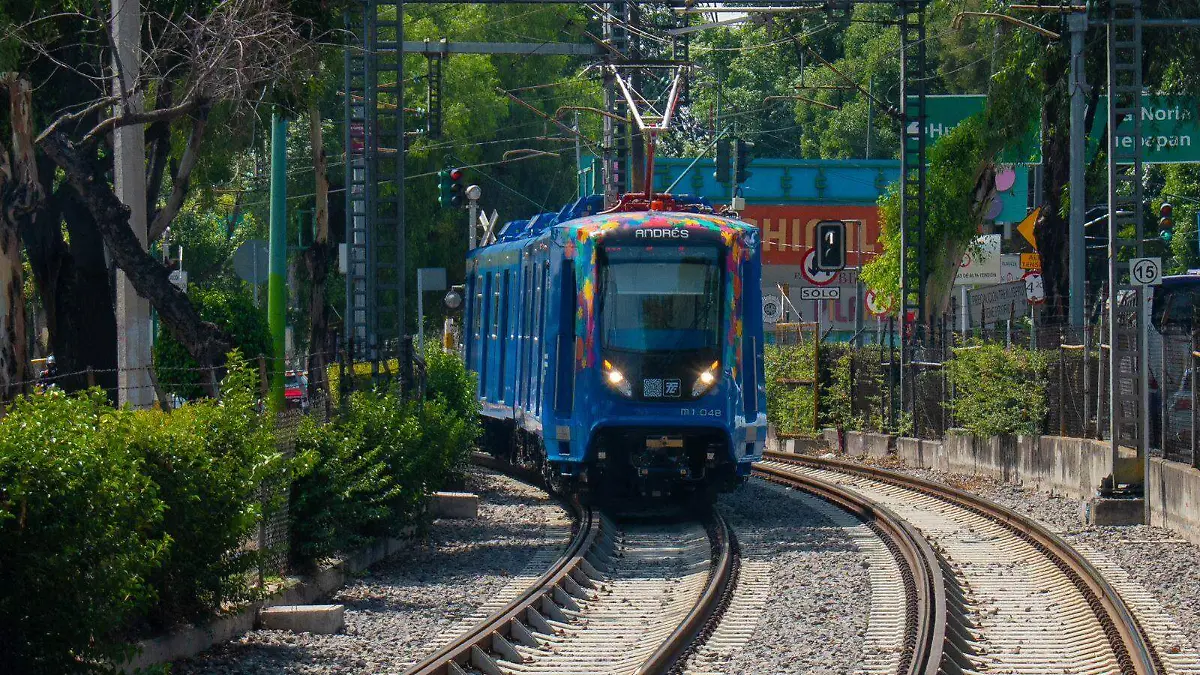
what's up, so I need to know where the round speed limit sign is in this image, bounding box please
[1130,257,1162,286]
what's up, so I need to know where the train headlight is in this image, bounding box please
[692,361,720,397]
[603,360,632,397]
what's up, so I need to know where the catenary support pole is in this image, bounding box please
[113,0,153,408]
[268,113,289,410]
[1068,12,1087,327]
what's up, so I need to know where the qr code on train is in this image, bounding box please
[643,378,664,398]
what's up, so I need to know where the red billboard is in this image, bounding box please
[737,205,882,267]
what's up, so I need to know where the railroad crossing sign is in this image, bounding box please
[762,295,782,323]
[864,289,892,316]
[799,249,837,286]
[1130,257,1163,286]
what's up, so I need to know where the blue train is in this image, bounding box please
[463,193,767,500]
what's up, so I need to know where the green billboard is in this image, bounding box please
[1088,95,1200,164]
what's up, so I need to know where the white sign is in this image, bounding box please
[799,249,837,287]
[762,295,782,323]
[168,270,188,290]
[800,287,841,300]
[1130,257,1163,286]
[1023,270,1045,305]
[1000,254,1022,283]
[955,234,1002,285]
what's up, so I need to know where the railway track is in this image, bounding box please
[404,454,736,675]
[759,450,1163,675]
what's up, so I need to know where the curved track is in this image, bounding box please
[404,454,736,675]
[760,450,1162,675]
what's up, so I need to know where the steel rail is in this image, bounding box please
[752,462,948,675]
[404,454,599,675]
[409,452,736,675]
[762,450,1163,675]
[634,510,737,675]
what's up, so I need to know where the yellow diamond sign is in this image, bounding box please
[1017,207,1040,251]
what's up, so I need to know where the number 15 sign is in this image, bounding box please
[1130,257,1162,286]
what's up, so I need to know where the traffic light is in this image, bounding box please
[815,220,847,272]
[734,139,752,183]
[714,140,731,184]
[1159,202,1174,241]
[438,168,465,208]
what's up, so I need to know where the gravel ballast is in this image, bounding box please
[684,477,874,675]
[175,468,571,674]
[847,453,1200,661]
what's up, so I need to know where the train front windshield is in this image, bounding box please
[599,246,721,353]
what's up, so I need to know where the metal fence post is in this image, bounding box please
[1185,326,1195,466]
[1059,341,1067,437]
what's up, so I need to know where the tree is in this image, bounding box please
[0,0,321,398]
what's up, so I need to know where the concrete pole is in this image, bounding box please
[268,113,288,410]
[112,0,152,408]
[1069,12,1088,327]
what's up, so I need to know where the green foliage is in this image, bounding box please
[424,343,480,421]
[289,360,477,567]
[764,341,816,436]
[1163,165,1200,274]
[0,389,166,672]
[130,354,282,627]
[153,286,271,399]
[945,343,1048,437]
[821,345,858,432]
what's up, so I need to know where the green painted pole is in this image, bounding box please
[268,112,288,410]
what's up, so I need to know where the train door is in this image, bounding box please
[487,271,502,401]
[478,271,491,398]
[554,262,576,414]
[464,269,477,371]
[521,264,535,412]
[498,269,511,405]
[535,260,548,415]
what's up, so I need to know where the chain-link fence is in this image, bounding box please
[783,315,1200,470]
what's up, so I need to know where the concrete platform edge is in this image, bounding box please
[117,527,416,672]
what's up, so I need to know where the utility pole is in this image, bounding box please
[1068,11,1087,327]
[112,0,152,408]
[268,113,288,410]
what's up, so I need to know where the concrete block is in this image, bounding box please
[259,604,345,634]
[844,431,868,457]
[864,433,895,458]
[1083,498,1146,526]
[431,491,479,519]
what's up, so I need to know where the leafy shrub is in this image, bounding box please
[765,341,817,435]
[130,353,282,627]
[945,343,1048,437]
[821,345,859,432]
[290,351,477,568]
[0,390,166,672]
[153,287,271,399]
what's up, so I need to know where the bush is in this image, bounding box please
[291,350,477,568]
[153,287,271,399]
[0,390,167,672]
[945,343,1048,437]
[765,341,817,435]
[130,354,282,627]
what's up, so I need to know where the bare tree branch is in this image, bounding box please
[149,108,208,241]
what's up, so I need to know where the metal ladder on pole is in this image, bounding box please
[344,10,370,354]
[426,48,443,139]
[897,0,928,416]
[603,0,629,206]
[1106,0,1146,459]
[344,0,407,361]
